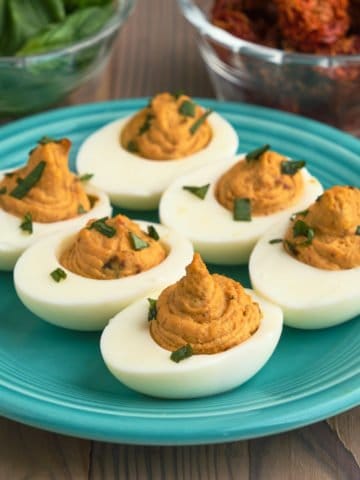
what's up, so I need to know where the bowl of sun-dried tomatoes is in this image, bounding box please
[178,0,360,136]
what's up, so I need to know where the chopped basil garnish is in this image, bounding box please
[0,187,6,195]
[77,204,86,214]
[10,161,46,199]
[182,183,210,200]
[20,212,33,234]
[5,172,14,177]
[139,114,153,135]
[356,226,360,235]
[78,173,93,182]
[130,232,149,250]
[246,144,270,161]
[170,344,193,363]
[179,100,196,117]
[290,209,309,221]
[269,238,283,244]
[285,240,298,256]
[281,160,306,175]
[50,268,67,282]
[147,298,157,321]
[127,140,138,153]
[173,90,184,99]
[88,194,97,208]
[233,198,251,221]
[38,136,57,145]
[147,225,160,240]
[189,109,212,135]
[293,220,314,245]
[87,217,116,238]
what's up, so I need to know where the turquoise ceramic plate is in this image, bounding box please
[0,100,359,445]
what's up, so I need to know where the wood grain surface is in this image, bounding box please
[0,1,359,479]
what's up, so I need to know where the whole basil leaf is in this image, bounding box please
[0,0,66,55]
[64,0,113,13]
[17,5,114,55]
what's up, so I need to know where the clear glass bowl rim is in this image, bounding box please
[178,0,360,66]
[0,0,136,65]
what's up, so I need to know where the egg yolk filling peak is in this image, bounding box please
[215,148,304,216]
[0,138,91,222]
[60,215,167,280]
[283,186,360,270]
[150,253,261,354]
[120,92,212,160]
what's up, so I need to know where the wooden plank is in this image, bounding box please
[0,417,90,480]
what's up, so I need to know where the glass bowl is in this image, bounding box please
[0,0,135,116]
[178,0,360,136]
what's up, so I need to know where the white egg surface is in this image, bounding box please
[14,221,194,331]
[0,182,111,271]
[249,222,360,329]
[159,156,323,265]
[76,113,239,210]
[100,290,283,399]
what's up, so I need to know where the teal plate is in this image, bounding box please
[0,99,359,445]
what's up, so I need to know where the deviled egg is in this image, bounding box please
[250,186,360,329]
[0,138,111,270]
[160,145,323,264]
[14,214,194,331]
[76,92,238,210]
[100,253,283,399]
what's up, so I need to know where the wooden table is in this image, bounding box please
[1,1,359,478]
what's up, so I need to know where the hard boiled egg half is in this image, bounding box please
[0,138,111,270]
[100,254,283,399]
[14,217,194,331]
[249,186,360,329]
[160,146,323,264]
[76,93,238,210]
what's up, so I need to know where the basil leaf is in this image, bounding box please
[189,110,212,135]
[182,184,210,200]
[147,225,160,241]
[356,226,360,235]
[290,209,309,221]
[127,140,138,153]
[269,238,283,244]
[293,220,314,245]
[130,233,149,251]
[179,100,196,117]
[233,198,251,221]
[147,298,157,321]
[281,160,306,176]
[78,173,93,182]
[0,187,7,195]
[20,212,33,234]
[246,144,270,161]
[87,217,116,238]
[50,267,67,282]
[139,114,153,135]
[10,161,46,199]
[170,344,193,363]
[38,136,57,145]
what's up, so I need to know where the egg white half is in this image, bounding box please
[100,290,283,399]
[14,221,194,331]
[249,222,360,329]
[159,155,323,264]
[76,113,239,210]
[0,181,112,271]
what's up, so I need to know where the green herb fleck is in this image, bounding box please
[182,184,210,200]
[77,204,86,214]
[290,209,309,221]
[87,217,116,238]
[179,100,196,117]
[5,172,14,177]
[130,233,149,250]
[233,198,251,221]
[127,140,138,153]
[189,109,212,135]
[78,173,93,182]
[281,160,306,175]
[147,225,160,240]
[293,220,314,245]
[170,344,193,363]
[20,213,33,234]
[246,144,270,161]
[173,90,185,99]
[285,240,298,256]
[50,268,67,283]
[10,161,46,199]
[356,226,360,235]
[147,298,157,321]
[38,136,57,145]
[139,114,153,135]
[269,238,283,244]
[0,187,6,195]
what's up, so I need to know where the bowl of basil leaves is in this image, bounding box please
[0,0,135,115]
